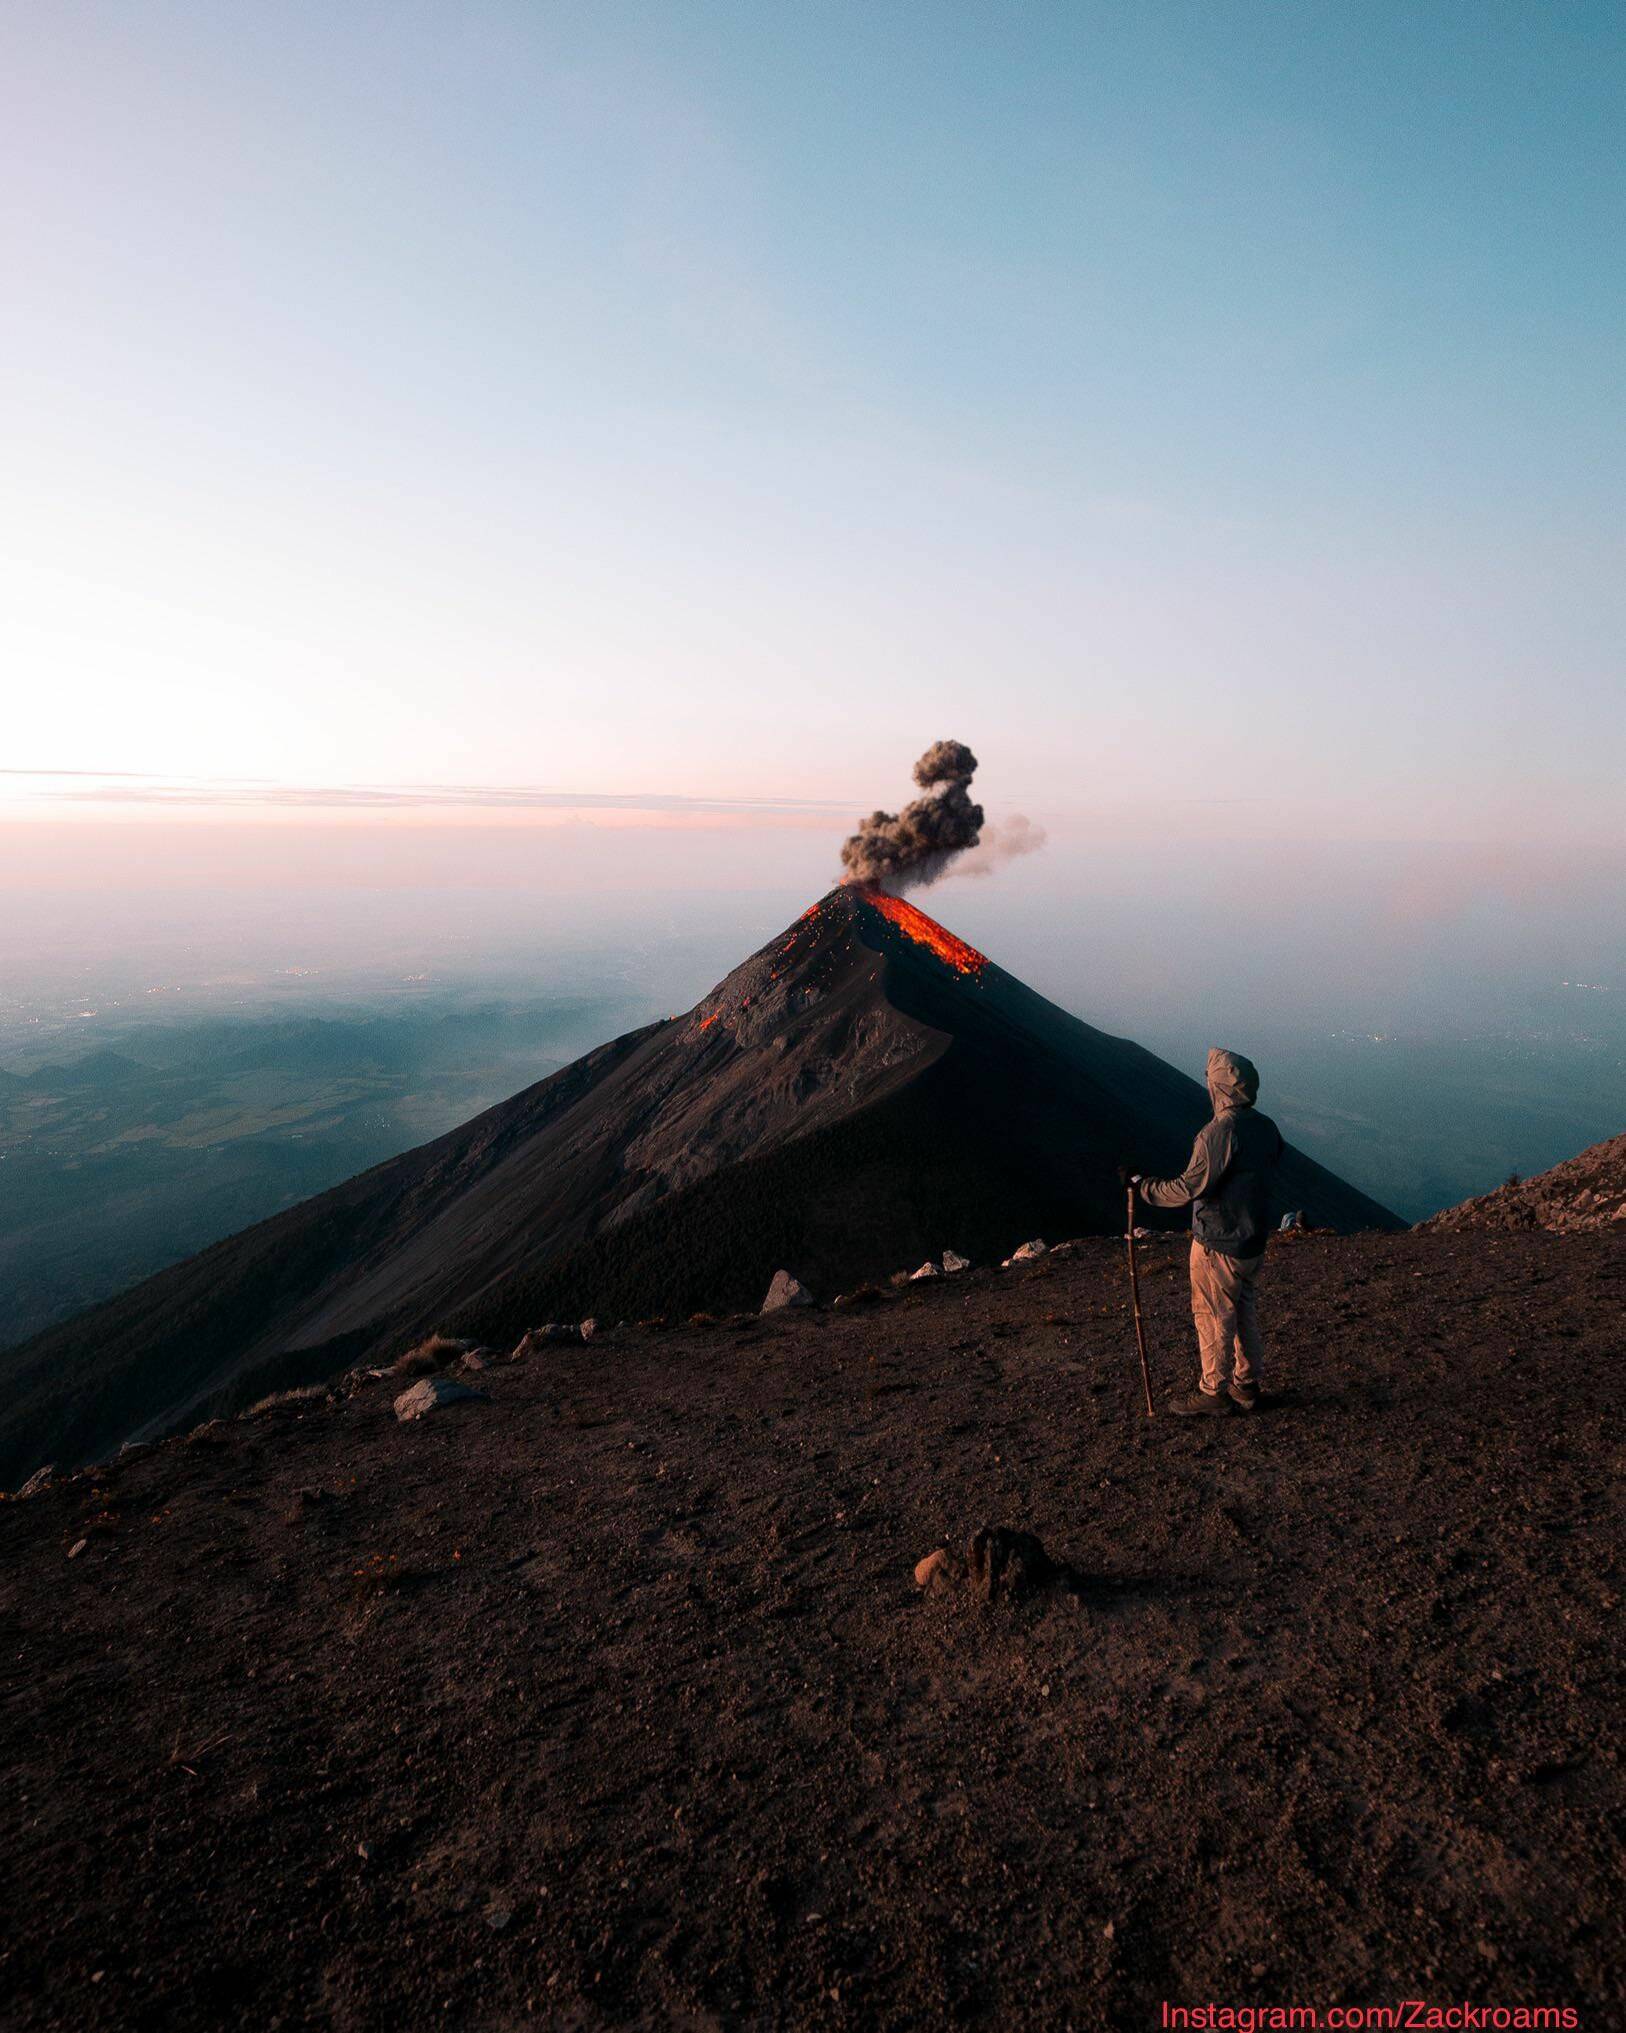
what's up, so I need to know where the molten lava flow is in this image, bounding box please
[863,889,987,977]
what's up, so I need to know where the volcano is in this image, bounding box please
[0,887,1398,1479]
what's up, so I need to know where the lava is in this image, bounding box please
[862,889,987,977]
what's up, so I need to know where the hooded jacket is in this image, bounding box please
[1138,1048,1284,1259]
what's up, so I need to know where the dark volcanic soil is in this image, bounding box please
[2,1231,1621,2031]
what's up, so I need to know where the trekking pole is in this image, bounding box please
[1125,1183,1156,1418]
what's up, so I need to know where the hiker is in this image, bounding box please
[1129,1047,1284,1416]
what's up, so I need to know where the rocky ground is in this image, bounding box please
[2,1229,1621,2030]
[1422,1128,1626,1236]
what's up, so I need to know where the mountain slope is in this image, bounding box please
[1421,1125,1626,1233]
[0,887,1398,1480]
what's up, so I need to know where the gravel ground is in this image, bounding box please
[2,1229,1621,2030]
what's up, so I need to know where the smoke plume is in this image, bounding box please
[944,812,1049,880]
[839,740,986,892]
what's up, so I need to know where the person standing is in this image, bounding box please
[1131,1048,1284,1415]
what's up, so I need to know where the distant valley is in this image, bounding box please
[0,997,642,1344]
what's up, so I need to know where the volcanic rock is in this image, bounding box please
[965,1526,1073,1603]
[761,1271,814,1313]
[393,1377,488,1423]
[1003,1239,1048,1267]
[914,1527,1078,1603]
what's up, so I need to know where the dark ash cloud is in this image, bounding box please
[839,740,987,892]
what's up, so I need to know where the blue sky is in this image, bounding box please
[3,0,1623,847]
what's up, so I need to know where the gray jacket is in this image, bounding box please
[1139,1048,1283,1260]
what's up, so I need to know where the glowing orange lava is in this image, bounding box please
[863,889,987,977]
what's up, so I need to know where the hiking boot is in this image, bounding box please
[1227,1380,1260,1412]
[1167,1388,1231,1417]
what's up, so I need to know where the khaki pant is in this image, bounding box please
[1189,1240,1265,1395]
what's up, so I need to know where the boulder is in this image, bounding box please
[761,1270,814,1313]
[393,1377,489,1423]
[16,1465,54,1498]
[966,1526,1071,1604]
[915,1526,1078,1605]
[942,1250,971,1273]
[909,1261,941,1281]
[1002,1238,1048,1268]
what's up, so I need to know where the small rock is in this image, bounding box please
[67,1538,87,1559]
[580,1317,598,1341]
[511,1324,583,1359]
[909,1261,940,1281]
[459,1349,490,1372]
[761,1270,814,1313]
[487,1903,514,1933]
[393,1377,489,1423]
[914,1548,950,1588]
[357,1841,373,1861]
[117,1440,151,1461]
[942,1250,970,1273]
[17,1465,54,1498]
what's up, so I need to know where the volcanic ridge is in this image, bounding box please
[0,886,1397,1481]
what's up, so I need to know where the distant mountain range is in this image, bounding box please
[0,886,1399,1482]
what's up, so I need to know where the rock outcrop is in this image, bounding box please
[1421,1130,1626,1235]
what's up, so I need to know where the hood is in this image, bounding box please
[1206,1046,1259,1112]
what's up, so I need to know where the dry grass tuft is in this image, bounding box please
[388,1335,465,1377]
[244,1385,331,1418]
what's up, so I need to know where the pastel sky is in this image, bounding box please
[3,1,1623,847]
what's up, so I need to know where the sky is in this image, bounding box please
[3,1,1623,864]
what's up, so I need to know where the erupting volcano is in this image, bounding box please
[0,886,1400,1479]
